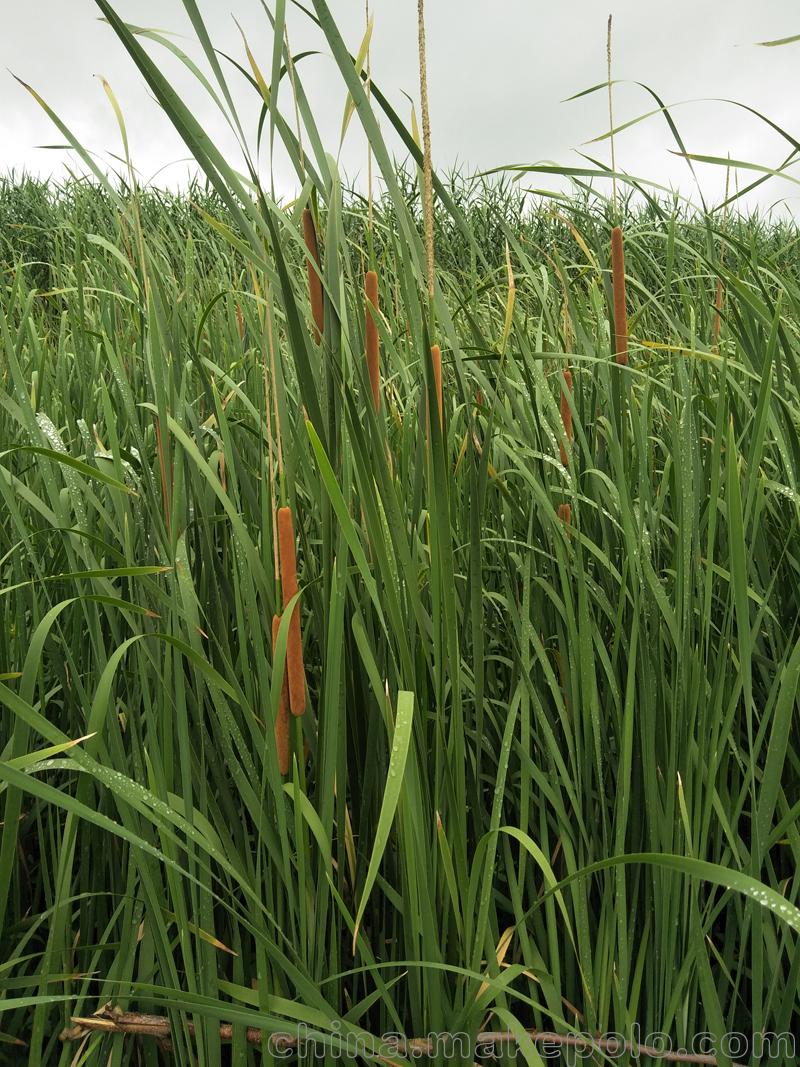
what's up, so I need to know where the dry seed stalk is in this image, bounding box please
[302,207,324,344]
[365,270,381,410]
[611,225,629,365]
[277,506,306,716]
[365,0,374,241]
[417,0,435,300]
[607,15,617,210]
[272,614,291,775]
[559,368,573,466]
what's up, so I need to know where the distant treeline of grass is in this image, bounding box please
[3,171,799,299]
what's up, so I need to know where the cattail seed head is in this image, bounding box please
[271,614,290,776]
[558,503,572,526]
[559,368,573,467]
[302,208,324,344]
[611,225,629,366]
[277,506,306,716]
[365,270,381,411]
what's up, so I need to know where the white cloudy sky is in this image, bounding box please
[2,1,799,212]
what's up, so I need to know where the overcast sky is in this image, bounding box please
[2,1,799,213]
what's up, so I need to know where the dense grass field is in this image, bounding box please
[2,3,800,1064]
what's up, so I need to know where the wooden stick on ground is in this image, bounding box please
[60,1007,719,1064]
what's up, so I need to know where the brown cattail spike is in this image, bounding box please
[365,270,381,411]
[302,208,324,344]
[611,226,629,365]
[559,368,573,467]
[271,614,290,775]
[558,503,572,526]
[277,506,306,716]
[431,344,443,429]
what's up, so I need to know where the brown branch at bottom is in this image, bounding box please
[60,1005,719,1065]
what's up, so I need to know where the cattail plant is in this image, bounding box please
[712,159,731,354]
[430,343,443,430]
[558,503,572,526]
[712,278,724,352]
[271,614,290,775]
[218,450,227,493]
[277,505,306,716]
[302,207,324,344]
[559,368,573,466]
[365,269,381,411]
[153,415,171,539]
[611,226,629,365]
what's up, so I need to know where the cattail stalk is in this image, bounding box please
[365,0,374,244]
[611,226,629,365]
[154,416,171,539]
[277,506,305,716]
[365,270,381,411]
[562,297,573,355]
[607,15,617,211]
[302,208,324,344]
[271,615,290,775]
[430,343,443,430]
[559,368,573,466]
[712,278,724,352]
[284,24,305,182]
[712,159,731,353]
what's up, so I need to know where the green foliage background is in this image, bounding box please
[1,3,799,1064]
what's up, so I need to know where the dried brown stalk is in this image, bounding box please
[417,0,435,300]
[61,1008,719,1064]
